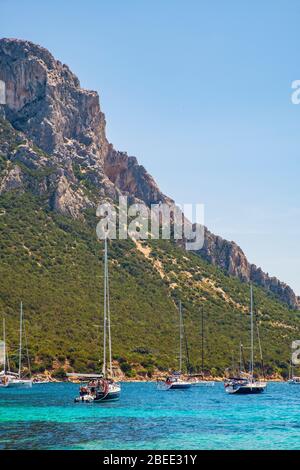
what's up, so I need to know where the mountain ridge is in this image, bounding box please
[0,37,298,310]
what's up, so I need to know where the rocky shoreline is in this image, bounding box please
[32,371,287,384]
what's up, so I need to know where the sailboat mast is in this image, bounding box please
[3,317,6,375]
[291,343,294,379]
[179,301,182,373]
[239,343,243,373]
[102,237,107,377]
[18,302,23,379]
[250,284,254,380]
[106,242,113,377]
[201,306,204,374]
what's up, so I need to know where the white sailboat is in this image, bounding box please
[158,301,191,390]
[224,285,266,395]
[74,236,121,402]
[0,305,33,389]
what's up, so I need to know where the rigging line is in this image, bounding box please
[201,305,204,375]
[250,284,254,379]
[255,312,265,379]
[106,239,113,378]
[95,232,104,367]
[18,302,23,378]
[290,343,294,379]
[241,344,247,373]
[102,238,107,377]
[252,290,265,379]
[6,349,10,372]
[23,319,31,377]
[182,309,191,373]
[2,317,10,372]
[179,301,182,373]
[239,300,244,373]
[231,350,235,374]
[290,352,294,379]
[2,317,5,375]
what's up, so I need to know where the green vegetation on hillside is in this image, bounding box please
[0,190,298,378]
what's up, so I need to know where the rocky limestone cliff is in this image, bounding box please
[0,38,170,216]
[197,227,300,309]
[0,37,298,309]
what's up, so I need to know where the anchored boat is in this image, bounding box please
[159,372,191,390]
[75,377,121,403]
[224,374,266,394]
[74,236,121,403]
[224,285,267,395]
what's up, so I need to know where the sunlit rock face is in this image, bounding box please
[0,38,108,156]
[0,38,170,213]
[197,227,300,309]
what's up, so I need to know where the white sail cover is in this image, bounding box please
[0,340,5,365]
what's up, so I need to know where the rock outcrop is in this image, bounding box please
[0,37,298,309]
[0,38,170,214]
[197,227,300,309]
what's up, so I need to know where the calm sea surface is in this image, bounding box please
[0,382,300,449]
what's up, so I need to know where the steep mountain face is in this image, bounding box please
[0,37,298,310]
[0,38,171,217]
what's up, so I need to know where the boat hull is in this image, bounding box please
[191,381,215,387]
[75,382,121,403]
[168,382,191,390]
[225,383,266,394]
[94,390,120,401]
[7,379,33,389]
[0,376,33,389]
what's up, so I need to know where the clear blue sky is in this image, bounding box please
[2,0,300,293]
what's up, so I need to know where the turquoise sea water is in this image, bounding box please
[0,382,300,449]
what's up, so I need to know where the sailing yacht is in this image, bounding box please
[0,305,33,389]
[74,236,121,403]
[224,285,267,395]
[158,301,191,390]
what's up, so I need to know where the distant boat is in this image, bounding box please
[74,236,121,402]
[158,301,191,390]
[288,377,300,384]
[0,304,33,389]
[32,378,50,384]
[224,285,267,395]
